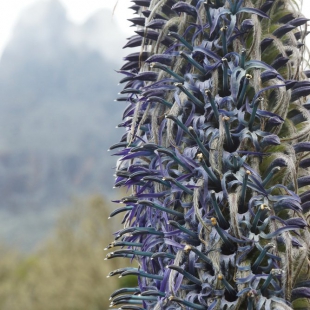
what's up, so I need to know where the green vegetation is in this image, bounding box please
[0,196,128,309]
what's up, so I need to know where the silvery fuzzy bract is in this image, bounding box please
[106,0,310,309]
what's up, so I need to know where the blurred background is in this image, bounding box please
[0,0,137,308]
[0,0,309,309]
[0,0,135,250]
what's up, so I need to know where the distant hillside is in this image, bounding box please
[0,0,128,249]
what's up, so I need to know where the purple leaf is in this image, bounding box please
[245,60,276,71]
[146,18,167,29]
[238,7,269,18]
[123,35,144,49]
[274,198,302,212]
[120,150,153,160]
[273,24,295,38]
[260,225,301,239]
[252,84,286,103]
[210,9,231,35]
[241,19,254,31]
[260,1,274,13]
[145,54,174,66]
[248,175,267,195]
[159,268,171,293]
[193,46,221,61]
[133,71,158,82]
[129,5,141,14]
[135,29,174,46]
[164,238,184,249]
[271,56,289,70]
[295,30,310,40]
[289,17,310,27]
[301,201,310,213]
[294,142,310,153]
[285,217,307,228]
[183,146,199,159]
[131,0,151,6]
[292,287,310,300]
[301,191,310,204]
[261,70,278,83]
[298,176,310,189]
[278,13,294,23]
[304,70,310,78]
[292,237,303,247]
[292,81,310,89]
[285,80,298,90]
[123,51,150,62]
[172,2,197,17]
[261,135,281,146]
[121,61,139,71]
[256,109,283,120]
[267,116,284,126]
[299,158,310,169]
[128,17,146,27]
[174,272,184,292]
[260,38,274,52]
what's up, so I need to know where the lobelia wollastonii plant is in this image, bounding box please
[105,0,310,309]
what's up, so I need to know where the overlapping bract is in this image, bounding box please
[107,0,310,309]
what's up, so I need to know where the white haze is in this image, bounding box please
[0,0,134,59]
[1,0,310,59]
[10,0,132,62]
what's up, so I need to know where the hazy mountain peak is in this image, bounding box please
[84,8,114,28]
[5,1,128,62]
[77,9,127,61]
[16,0,67,29]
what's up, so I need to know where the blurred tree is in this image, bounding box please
[0,196,135,309]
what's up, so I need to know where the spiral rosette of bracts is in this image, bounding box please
[106,0,310,309]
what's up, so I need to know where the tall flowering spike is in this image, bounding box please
[108,0,310,309]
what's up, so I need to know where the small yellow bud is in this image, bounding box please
[184,245,192,253]
[196,153,203,161]
[211,217,217,226]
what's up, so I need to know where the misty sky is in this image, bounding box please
[0,0,133,57]
[0,0,309,58]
